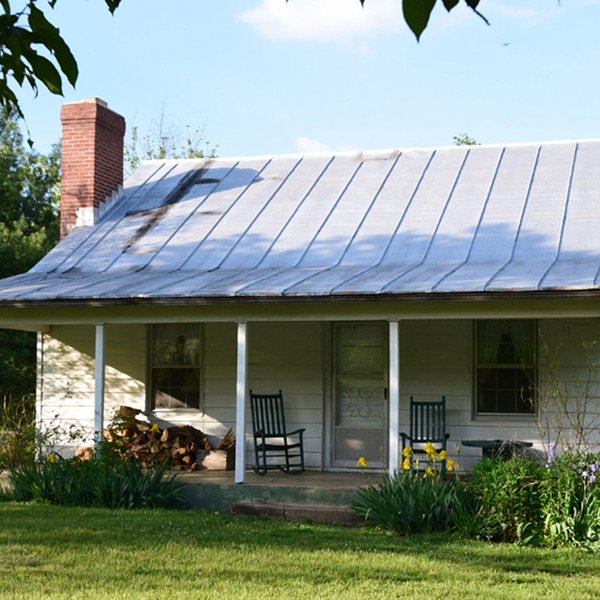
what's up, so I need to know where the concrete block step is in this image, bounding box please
[230,500,360,525]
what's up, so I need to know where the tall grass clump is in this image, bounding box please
[352,443,469,535]
[9,454,183,509]
[0,396,36,468]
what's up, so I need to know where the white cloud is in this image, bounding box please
[295,136,332,153]
[295,136,363,154]
[494,5,540,20]
[238,0,404,50]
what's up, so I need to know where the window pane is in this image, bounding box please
[477,367,534,414]
[477,320,534,365]
[152,367,200,409]
[151,324,201,410]
[152,324,201,366]
[476,320,535,415]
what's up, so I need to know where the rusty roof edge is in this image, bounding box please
[0,288,600,310]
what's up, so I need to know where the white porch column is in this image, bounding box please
[94,323,106,449]
[388,321,400,475]
[235,322,248,484]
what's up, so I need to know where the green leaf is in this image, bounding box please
[442,0,459,10]
[465,0,490,25]
[28,5,78,85]
[104,0,122,15]
[403,0,437,41]
[22,51,63,95]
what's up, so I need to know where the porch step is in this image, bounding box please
[230,500,360,525]
[175,470,375,511]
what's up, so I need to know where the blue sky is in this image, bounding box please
[15,0,600,158]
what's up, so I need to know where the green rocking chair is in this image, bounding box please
[400,396,450,469]
[250,390,305,475]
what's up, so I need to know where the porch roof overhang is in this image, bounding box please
[1,289,600,330]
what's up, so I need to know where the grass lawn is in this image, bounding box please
[1,502,600,600]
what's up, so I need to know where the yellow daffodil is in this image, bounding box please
[402,458,411,470]
[447,459,456,472]
[150,424,160,433]
[456,445,461,456]
[402,446,414,458]
[425,442,436,456]
[423,467,434,478]
[356,457,368,468]
[47,453,56,463]
[437,450,447,461]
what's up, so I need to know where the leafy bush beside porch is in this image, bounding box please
[353,447,600,551]
[9,455,183,509]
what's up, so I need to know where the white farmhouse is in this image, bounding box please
[1,97,599,478]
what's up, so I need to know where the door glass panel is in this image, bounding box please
[336,378,385,427]
[333,324,387,465]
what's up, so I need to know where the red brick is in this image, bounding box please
[60,98,125,239]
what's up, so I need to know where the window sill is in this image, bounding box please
[472,412,536,423]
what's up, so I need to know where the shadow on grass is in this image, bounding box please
[1,502,598,585]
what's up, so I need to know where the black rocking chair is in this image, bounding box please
[250,390,305,475]
[400,396,450,468]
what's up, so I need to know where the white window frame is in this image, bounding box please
[474,319,536,417]
[148,323,204,412]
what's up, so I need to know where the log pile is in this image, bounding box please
[79,406,235,471]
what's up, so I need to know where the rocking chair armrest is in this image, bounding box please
[287,428,305,437]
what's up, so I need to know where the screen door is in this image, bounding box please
[332,323,387,467]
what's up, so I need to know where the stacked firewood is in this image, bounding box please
[81,406,235,471]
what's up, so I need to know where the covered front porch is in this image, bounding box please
[22,297,600,480]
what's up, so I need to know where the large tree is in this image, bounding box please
[0,1,487,120]
[0,0,121,120]
[0,106,60,408]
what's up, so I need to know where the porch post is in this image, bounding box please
[235,322,248,484]
[94,323,106,449]
[388,321,400,475]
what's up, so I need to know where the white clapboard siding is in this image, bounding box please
[37,317,600,470]
[38,324,147,454]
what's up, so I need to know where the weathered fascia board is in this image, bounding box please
[0,295,600,327]
[0,323,50,332]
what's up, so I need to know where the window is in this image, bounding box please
[475,320,535,414]
[150,324,202,410]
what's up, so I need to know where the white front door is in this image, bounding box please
[331,323,387,468]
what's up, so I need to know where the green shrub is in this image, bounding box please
[352,470,470,535]
[9,455,183,509]
[467,457,546,543]
[543,450,600,550]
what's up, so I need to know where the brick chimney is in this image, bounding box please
[60,98,126,239]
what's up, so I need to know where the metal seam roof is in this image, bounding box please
[1,139,600,305]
